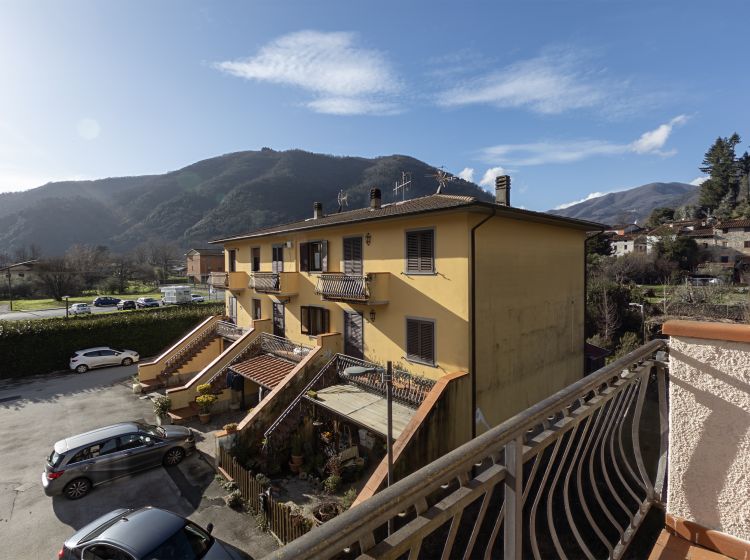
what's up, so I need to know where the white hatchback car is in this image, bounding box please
[69,347,140,373]
[69,303,91,315]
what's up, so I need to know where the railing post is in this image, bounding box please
[504,436,523,560]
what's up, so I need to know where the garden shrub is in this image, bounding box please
[0,302,223,378]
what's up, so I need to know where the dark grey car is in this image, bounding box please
[59,506,250,559]
[43,422,195,499]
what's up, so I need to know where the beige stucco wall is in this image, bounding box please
[667,335,750,541]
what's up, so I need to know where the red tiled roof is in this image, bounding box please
[718,219,750,229]
[229,354,295,389]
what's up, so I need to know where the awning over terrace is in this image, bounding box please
[230,354,295,390]
[313,384,417,439]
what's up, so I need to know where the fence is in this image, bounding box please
[315,274,369,302]
[218,445,314,544]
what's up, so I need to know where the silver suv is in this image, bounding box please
[43,422,195,499]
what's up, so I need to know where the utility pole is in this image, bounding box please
[5,271,11,312]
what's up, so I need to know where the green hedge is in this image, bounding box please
[0,302,224,378]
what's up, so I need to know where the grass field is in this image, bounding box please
[1,287,214,312]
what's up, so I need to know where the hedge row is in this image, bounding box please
[0,302,224,378]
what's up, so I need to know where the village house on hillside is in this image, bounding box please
[185,247,225,284]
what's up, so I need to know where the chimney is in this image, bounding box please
[313,201,323,219]
[495,175,511,206]
[370,188,382,210]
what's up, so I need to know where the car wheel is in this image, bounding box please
[163,447,185,467]
[75,364,89,374]
[121,357,133,366]
[63,478,91,499]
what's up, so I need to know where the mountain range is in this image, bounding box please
[0,149,491,255]
[549,182,700,225]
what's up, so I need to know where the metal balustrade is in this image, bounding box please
[265,340,668,560]
[315,273,369,302]
[208,272,228,289]
[251,272,281,293]
[216,320,247,341]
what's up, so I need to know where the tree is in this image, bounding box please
[699,134,742,210]
[110,255,136,294]
[34,258,81,300]
[65,244,109,290]
[655,236,699,271]
[586,233,613,257]
[646,207,675,228]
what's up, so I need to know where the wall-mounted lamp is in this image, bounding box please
[365,233,372,245]
[369,309,376,322]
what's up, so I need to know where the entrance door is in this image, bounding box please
[272,245,284,273]
[344,310,364,358]
[273,302,285,337]
[343,237,363,275]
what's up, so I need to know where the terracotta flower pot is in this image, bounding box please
[291,454,304,466]
[289,461,300,474]
[198,413,211,424]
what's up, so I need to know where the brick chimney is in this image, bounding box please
[495,175,511,206]
[370,188,382,210]
[313,201,323,219]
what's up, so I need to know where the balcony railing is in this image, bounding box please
[264,339,668,560]
[250,271,298,296]
[208,272,227,289]
[215,320,247,341]
[315,272,389,304]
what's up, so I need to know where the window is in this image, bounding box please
[118,434,145,451]
[744,241,750,248]
[343,236,363,275]
[82,545,134,560]
[405,229,435,273]
[703,243,709,248]
[406,318,435,365]
[143,523,211,560]
[272,245,284,273]
[252,299,262,320]
[721,256,729,263]
[722,242,728,247]
[301,306,330,336]
[228,249,237,273]
[251,247,261,272]
[299,241,328,272]
[70,439,118,463]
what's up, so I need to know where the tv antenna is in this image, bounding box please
[393,171,412,202]
[426,167,456,194]
[336,189,349,213]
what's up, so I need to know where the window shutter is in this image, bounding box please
[323,308,330,333]
[301,306,309,334]
[344,237,363,275]
[300,243,309,272]
[420,321,435,363]
[406,319,420,359]
[419,230,434,272]
[406,232,419,272]
[321,240,328,272]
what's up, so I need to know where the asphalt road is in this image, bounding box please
[0,365,277,559]
[0,304,121,321]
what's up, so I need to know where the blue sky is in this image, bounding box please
[1,0,748,211]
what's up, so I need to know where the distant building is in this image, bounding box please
[185,248,224,283]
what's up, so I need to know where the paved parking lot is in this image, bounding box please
[0,366,277,559]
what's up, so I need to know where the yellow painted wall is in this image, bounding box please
[175,337,223,376]
[474,217,585,429]
[223,212,472,380]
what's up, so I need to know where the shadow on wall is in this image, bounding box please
[669,348,750,532]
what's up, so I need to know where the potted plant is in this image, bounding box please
[132,375,142,394]
[153,395,172,426]
[196,383,218,424]
[289,434,304,473]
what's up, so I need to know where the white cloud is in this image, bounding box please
[215,30,401,115]
[478,166,507,190]
[77,118,101,140]
[554,192,610,210]
[457,167,474,182]
[437,49,618,115]
[479,115,688,166]
[690,176,708,186]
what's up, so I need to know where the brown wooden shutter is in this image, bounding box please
[406,232,420,272]
[299,243,309,272]
[323,308,330,333]
[321,240,328,272]
[419,230,434,272]
[406,319,420,359]
[301,306,309,334]
[420,320,435,363]
[344,237,363,275]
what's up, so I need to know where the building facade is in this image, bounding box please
[186,248,225,283]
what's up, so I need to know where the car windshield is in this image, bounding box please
[143,522,213,560]
[137,423,167,438]
[47,450,63,468]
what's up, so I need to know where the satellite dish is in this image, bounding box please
[337,189,349,213]
[425,167,457,194]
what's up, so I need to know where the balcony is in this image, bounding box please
[227,271,249,291]
[265,321,750,560]
[250,271,299,297]
[208,272,227,289]
[314,272,389,305]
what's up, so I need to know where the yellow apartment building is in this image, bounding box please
[214,180,597,432]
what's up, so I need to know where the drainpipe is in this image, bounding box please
[470,208,496,440]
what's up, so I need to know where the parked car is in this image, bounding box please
[69,303,91,316]
[117,299,136,310]
[70,347,139,373]
[92,296,121,307]
[191,293,205,303]
[136,297,161,308]
[43,423,195,500]
[57,506,247,559]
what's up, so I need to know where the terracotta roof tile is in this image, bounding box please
[229,354,295,389]
[718,218,750,229]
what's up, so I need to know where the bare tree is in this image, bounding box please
[34,258,81,300]
[66,244,110,289]
[110,254,136,294]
